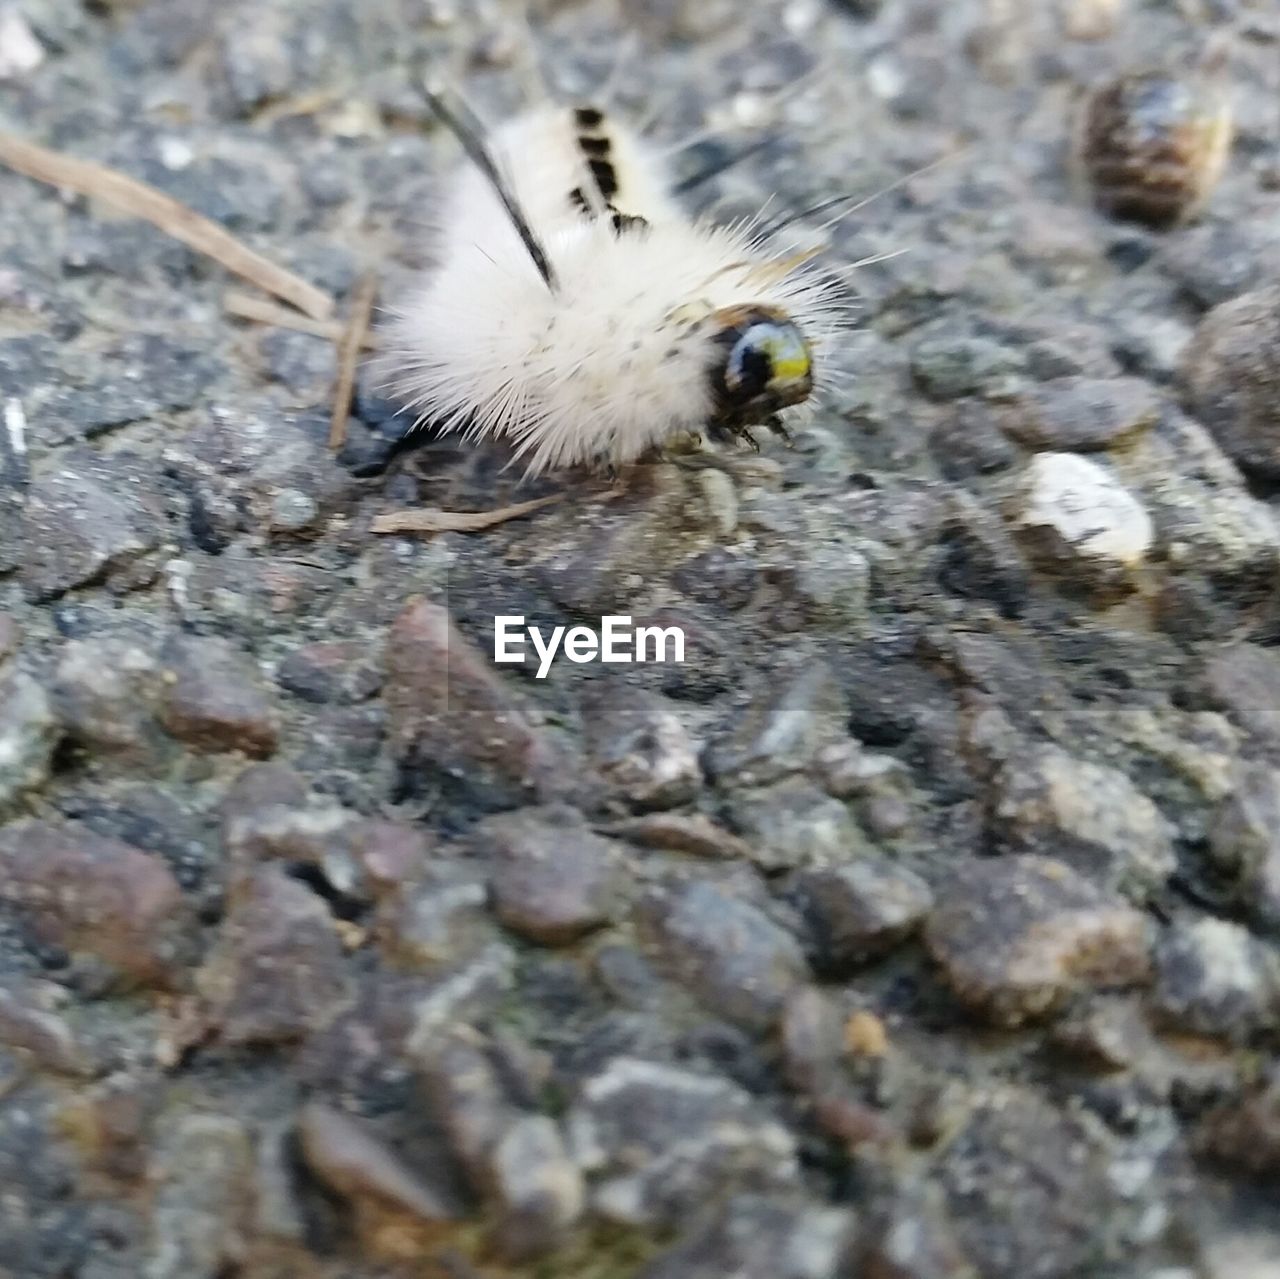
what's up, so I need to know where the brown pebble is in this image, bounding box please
[385,598,577,807]
[813,1090,898,1152]
[159,634,280,758]
[1195,1078,1280,1178]
[297,1101,456,1223]
[195,866,353,1045]
[480,806,621,946]
[924,855,1152,1026]
[1078,69,1233,228]
[0,820,191,988]
[1182,285,1280,479]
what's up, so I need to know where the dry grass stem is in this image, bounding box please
[0,130,334,320]
[329,271,380,450]
[370,494,564,535]
[222,291,354,342]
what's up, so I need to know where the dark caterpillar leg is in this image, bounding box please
[763,414,793,445]
[706,420,759,451]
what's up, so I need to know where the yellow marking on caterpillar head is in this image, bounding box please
[756,324,811,393]
[709,304,814,417]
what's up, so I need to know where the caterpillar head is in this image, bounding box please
[706,304,813,433]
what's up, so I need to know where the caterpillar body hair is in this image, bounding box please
[382,96,849,478]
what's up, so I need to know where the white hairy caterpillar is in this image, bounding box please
[381,86,853,478]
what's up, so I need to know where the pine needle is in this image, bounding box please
[329,271,379,450]
[0,130,334,321]
[224,291,380,346]
[370,494,563,534]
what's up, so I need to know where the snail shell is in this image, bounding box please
[1077,71,1233,227]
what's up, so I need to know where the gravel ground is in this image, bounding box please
[2,0,1280,1275]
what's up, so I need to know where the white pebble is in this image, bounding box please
[157,136,195,171]
[1016,451,1153,566]
[3,398,26,456]
[0,8,43,80]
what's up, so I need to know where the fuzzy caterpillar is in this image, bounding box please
[381,93,849,478]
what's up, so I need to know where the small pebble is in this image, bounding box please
[1000,376,1159,452]
[478,806,622,946]
[1182,284,1280,478]
[1198,643,1280,751]
[0,670,58,812]
[790,860,933,973]
[1152,916,1280,1043]
[1060,0,1122,40]
[20,450,165,602]
[728,778,865,871]
[1079,70,1233,227]
[269,486,320,534]
[159,634,280,758]
[638,1193,855,1279]
[297,1102,456,1223]
[385,599,577,809]
[581,684,701,811]
[566,1057,800,1228]
[0,8,43,79]
[196,866,352,1045]
[1210,764,1280,932]
[704,659,847,789]
[643,879,809,1031]
[844,1009,889,1059]
[0,819,191,988]
[1009,451,1154,585]
[992,743,1176,897]
[924,855,1152,1026]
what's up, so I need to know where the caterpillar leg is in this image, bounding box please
[763,414,794,446]
[706,422,760,452]
[706,416,796,453]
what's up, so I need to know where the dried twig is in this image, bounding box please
[329,271,379,451]
[370,494,564,535]
[253,88,344,126]
[0,130,334,321]
[224,291,380,346]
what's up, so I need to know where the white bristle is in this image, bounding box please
[381,101,849,478]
